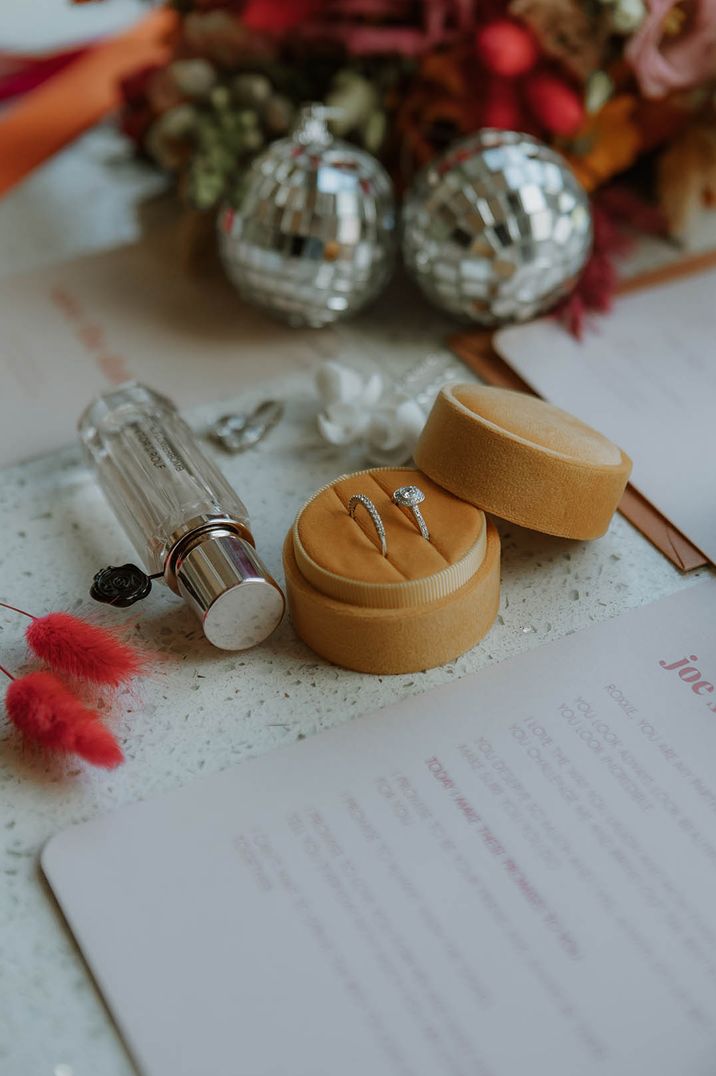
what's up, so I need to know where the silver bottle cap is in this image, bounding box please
[174,532,285,650]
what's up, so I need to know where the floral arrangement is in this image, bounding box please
[109,0,716,325]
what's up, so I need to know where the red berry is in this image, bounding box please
[483,78,525,130]
[475,19,539,78]
[525,71,584,136]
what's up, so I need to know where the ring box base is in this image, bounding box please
[283,519,500,675]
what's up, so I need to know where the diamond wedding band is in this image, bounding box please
[348,494,388,556]
[348,486,430,556]
[392,485,430,541]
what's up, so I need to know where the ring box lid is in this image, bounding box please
[414,383,632,540]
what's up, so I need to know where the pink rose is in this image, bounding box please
[625,0,716,97]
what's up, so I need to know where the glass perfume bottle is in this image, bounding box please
[78,382,285,650]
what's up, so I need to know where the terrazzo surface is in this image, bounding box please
[0,124,712,1076]
[1,376,707,1076]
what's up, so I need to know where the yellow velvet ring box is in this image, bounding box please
[283,467,500,675]
[283,385,631,675]
[415,384,632,540]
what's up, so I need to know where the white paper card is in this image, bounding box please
[495,269,716,563]
[0,0,144,53]
[43,582,716,1076]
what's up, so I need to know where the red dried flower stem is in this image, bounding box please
[0,600,34,620]
[0,662,15,682]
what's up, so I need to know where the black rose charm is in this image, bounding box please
[90,564,153,608]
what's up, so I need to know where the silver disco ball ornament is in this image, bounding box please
[217,104,396,327]
[402,129,592,325]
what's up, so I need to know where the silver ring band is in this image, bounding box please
[348,494,387,557]
[392,485,430,541]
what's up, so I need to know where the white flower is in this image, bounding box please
[315,361,426,464]
[317,401,372,446]
[315,361,383,410]
[610,0,647,34]
[366,398,426,466]
[315,362,383,446]
[585,70,614,114]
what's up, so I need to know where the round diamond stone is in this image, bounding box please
[393,485,425,507]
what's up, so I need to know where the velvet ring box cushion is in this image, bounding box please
[283,467,501,674]
[415,384,632,540]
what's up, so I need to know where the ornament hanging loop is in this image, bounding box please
[293,103,346,146]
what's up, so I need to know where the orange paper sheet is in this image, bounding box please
[0,8,177,198]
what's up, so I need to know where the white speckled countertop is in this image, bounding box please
[0,124,712,1076]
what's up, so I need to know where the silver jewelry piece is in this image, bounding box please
[348,494,387,557]
[208,400,284,453]
[392,485,430,541]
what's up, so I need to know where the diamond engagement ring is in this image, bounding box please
[348,494,388,557]
[392,485,430,541]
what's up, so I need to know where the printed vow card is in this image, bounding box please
[44,582,716,1076]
